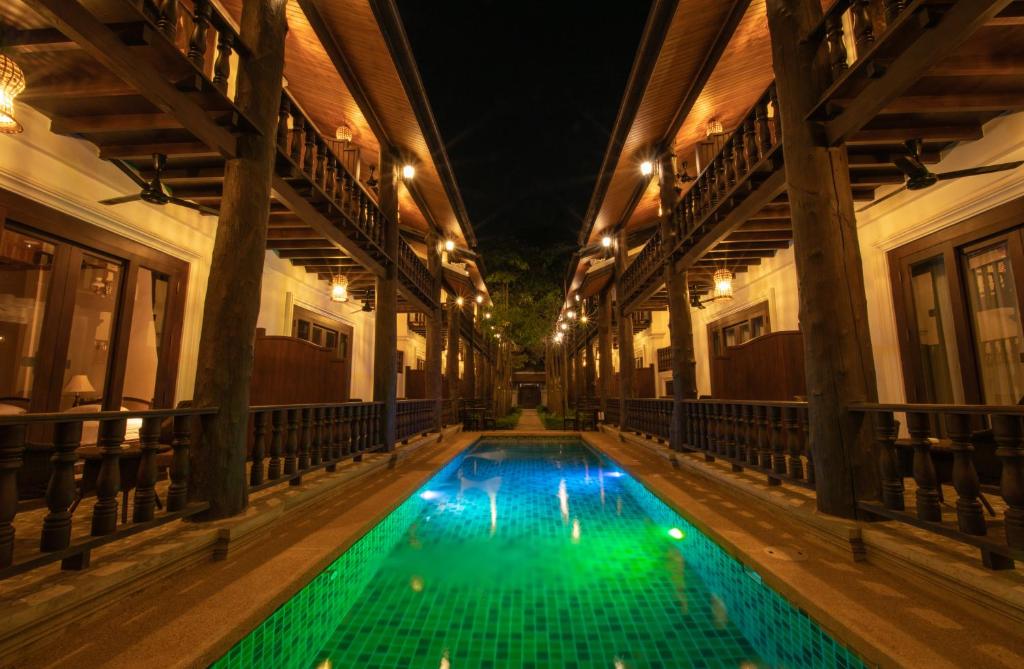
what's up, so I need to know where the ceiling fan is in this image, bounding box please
[859,139,1023,213]
[350,291,374,314]
[99,153,218,216]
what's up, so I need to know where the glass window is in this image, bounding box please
[61,253,122,410]
[0,228,54,410]
[908,256,963,404]
[122,268,169,408]
[963,242,1024,404]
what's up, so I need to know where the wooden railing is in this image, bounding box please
[441,399,458,427]
[0,406,217,578]
[673,84,782,252]
[276,90,387,255]
[808,0,910,88]
[623,399,673,443]
[684,400,814,489]
[850,403,1024,569]
[141,0,251,103]
[398,236,438,310]
[604,401,621,427]
[619,228,664,310]
[247,402,384,492]
[396,400,435,443]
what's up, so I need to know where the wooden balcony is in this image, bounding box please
[7,0,438,313]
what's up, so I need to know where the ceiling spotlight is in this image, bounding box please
[566,310,576,320]
[574,294,580,302]
[559,322,568,331]
[640,160,653,177]
[601,236,612,248]
[402,164,415,180]
[444,239,456,252]
[456,296,464,307]
[579,314,588,325]
[484,312,492,320]
[475,294,484,304]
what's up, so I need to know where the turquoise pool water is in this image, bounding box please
[215,440,864,668]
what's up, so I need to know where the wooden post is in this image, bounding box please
[373,152,399,451]
[598,288,614,418]
[446,300,461,409]
[566,336,576,407]
[464,307,476,400]
[615,231,636,427]
[660,153,698,451]
[767,0,880,517]
[425,233,443,430]
[189,0,287,518]
[584,337,595,399]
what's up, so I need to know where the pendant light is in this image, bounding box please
[0,54,26,134]
[712,269,734,302]
[330,275,349,303]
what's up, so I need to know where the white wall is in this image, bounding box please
[1,105,379,404]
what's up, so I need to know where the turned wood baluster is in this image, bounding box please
[754,97,772,160]
[284,408,299,477]
[302,121,316,176]
[734,404,747,461]
[158,0,179,39]
[307,407,320,467]
[771,406,787,477]
[803,409,815,487]
[347,405,358,455]
[874,411,903,510]
[187,0,212,71]
[991,413,1024,550]
[91,418,127,536]
[290,110,304,163]
[747,405,760,466]
[250,411,267,487]
[133,416,162,523]
[743,117,757,170]
[907,411,941,522]
[317,407,328,464]
[722,140,735,190]
[299,407,312,470]
[314,138,327,189]
[353,405,364,454]
[768,86,782,148]
[825,11,849,81]
[167,414,191,511]
[326,156,338,201]
[212,31,233,93]
[277,96,291,153]
[852,0,875,54]
[759,405,774,470]
[42,421,81,550]
[882,0,906,26]
[0,424,25,568]
[783,406,805,481]
[732,130,746,183]
[944,412,985,535]
[268,409,283,479]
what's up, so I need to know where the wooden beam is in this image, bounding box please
[928,56,1024,77]
[31,1,240,158]
[847,124,983,144]
[99,142,217,160]
[821,0,1014,146]
[266,239,337,250]
[724,230,793,242]
[713,240,791,251]
[271,176,384,277]
[876,93,1024,114]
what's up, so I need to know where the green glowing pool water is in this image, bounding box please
[214,440,864,668]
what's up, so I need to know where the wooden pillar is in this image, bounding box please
[575,347,585,402]
[189,0,287,519]
[566,337,576,407]
[767,0,880,517]
[660,153,698,451]
[425,233,443,430]
[584,337,595,399]
[465,308,476,400]
[446,301,461,408]
[598,288,614,417]
[615,231,636,427]
[560,339,570,416]
[373,152,399,451]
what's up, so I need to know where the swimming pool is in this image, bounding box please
[214,440,864,668]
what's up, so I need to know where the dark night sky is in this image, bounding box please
[397,1,652,270]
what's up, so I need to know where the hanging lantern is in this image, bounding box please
[705,118,725,137]
[712,268,734,301]
[0,54,26,135]
[330,275,349,303]
[335,125,353,143]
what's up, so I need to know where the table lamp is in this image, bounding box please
[64,374,95,407]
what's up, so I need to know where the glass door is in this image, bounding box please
[961,234,1024,405]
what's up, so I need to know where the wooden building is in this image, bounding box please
[0,0,508,575]
[558,0,1024,568]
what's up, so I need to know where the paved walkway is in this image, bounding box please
[514,408,544,431]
